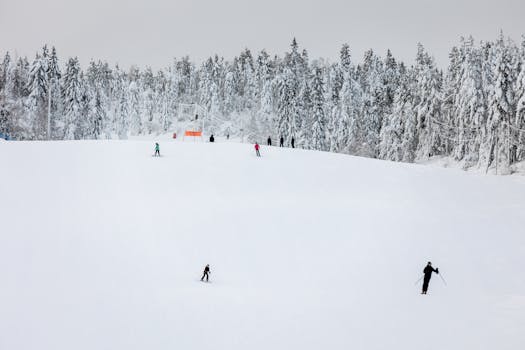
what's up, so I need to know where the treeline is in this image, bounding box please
[1,35,525,173]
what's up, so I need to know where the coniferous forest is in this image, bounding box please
[1,35,525,173]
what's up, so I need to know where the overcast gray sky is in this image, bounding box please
[1,0,524,69]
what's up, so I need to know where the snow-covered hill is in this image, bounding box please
[0,140,524,350]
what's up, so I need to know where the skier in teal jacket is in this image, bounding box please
[154,143,160,157]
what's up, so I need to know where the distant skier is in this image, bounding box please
[267,136,272,146]
[209,134,215,142]
[255,142,261,157]
[201,264,210,282]
[154,142,160,157]
[279,136,284,147]
[291,137,295,148]
[226,134,230,140]
[421,262,439,294]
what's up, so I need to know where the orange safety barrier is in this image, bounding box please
[184,130,202,137]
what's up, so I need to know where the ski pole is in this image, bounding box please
[414,275,424,286]
[438,272,447,286]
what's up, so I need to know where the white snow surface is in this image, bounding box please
[1,140,524,350]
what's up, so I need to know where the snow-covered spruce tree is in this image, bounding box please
[0,52,12,136]
[412,43,443,160]
[335,44,362,153]
[357,49,384,157]
[223,70,237,117]
[77,73,92,139]
[62,57,82,139]
[91,88,104,139]
[1,52,11,93]
[380,64,414,162]
[2,56,30,139]
[200,57,222,126]
[141,68,156,135]
[276,67,299,144]
[326,63,342,152]
[128,68,142,135]
[484,36,517,173]
[475,41,496,169]
[256,78,275,142]
[439,46,462,156]
[117,85,130,139]
[514,38,525,161]
[297,74,313,148]
[452,37,485,165]
[47,46,62,139]
[26,47,49,139]
[155,70,171,133]
[310,66,327,151]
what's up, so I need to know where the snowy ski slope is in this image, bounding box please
[0,140,524,350]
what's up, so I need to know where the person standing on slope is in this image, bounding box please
[255,142,261,157]
[422,262,439,294]
[201,264,210,282]
[209,134,215,142]
[291,137,295,148]
[279,136,284,147]
[154,142,160,157]
[267,136,272,146]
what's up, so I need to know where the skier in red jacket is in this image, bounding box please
[255,142,261,157]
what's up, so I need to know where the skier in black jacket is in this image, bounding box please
[279,136,284,147]
[267,136,272,146]
[422,262,439,294]
[201,264,210,282]
[291,137,295,148]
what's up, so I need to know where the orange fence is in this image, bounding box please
[184,131,202,137]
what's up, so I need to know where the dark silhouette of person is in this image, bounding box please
[291,137,295,148]
[226,134,230,140]
[422,262,439,294]
[279,136,284,147]
[255,142,261,157]
[201,264,210,282]
[195,114,199,120]
[267,136,272,146]
[209,134,215,142]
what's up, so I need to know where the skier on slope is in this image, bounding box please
[201,264,210,282]
[279,136,284,147]
[421,262,439,294]
[154,142,160,157]
[255,142,261,157]
[267,136,272,146]
[291,137,295,148]
[209,134,215,142]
